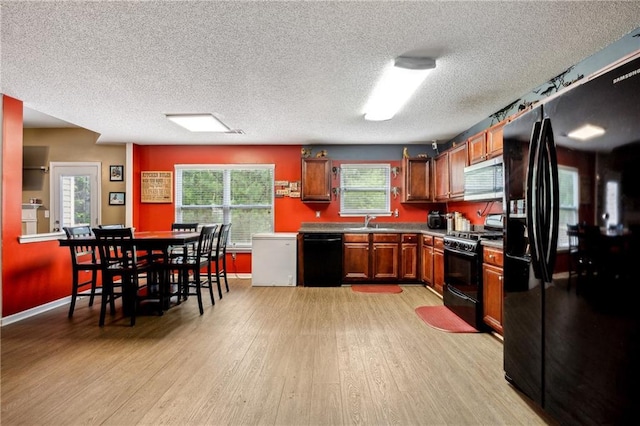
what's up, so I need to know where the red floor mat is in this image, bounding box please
[415,305,478,333]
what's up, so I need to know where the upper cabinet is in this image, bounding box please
[301,158,332,202]
[402,156,432,202]
[434,142,467,201]
[468,120,507,165]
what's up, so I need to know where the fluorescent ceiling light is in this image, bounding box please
[166,113,230,132]
[363,56,436,121]
[567,123,605,141]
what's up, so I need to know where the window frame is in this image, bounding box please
[174,164,275,250]
[338,163,391,217]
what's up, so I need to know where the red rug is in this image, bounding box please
[352,285,403,294]
[415,306,478,333]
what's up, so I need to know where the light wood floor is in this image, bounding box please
[1,279,555,425]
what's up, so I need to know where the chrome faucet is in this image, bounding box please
[364,214,377,228]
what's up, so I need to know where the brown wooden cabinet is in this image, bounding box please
[434,142,467,201]
[301,158,332,202]
[343,233,370,281]
[400,234,419,281]
[420,234,434,285]
[433,236,445,294]
[403,157,432,202]
[468,121,506,165]
[372,233,400,280]
[467,131,487,165]
[482,245,504,334]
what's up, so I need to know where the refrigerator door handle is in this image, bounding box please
[526,120,543,279]
[539,118,560,283]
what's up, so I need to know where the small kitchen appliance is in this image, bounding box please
[427,211,445,229]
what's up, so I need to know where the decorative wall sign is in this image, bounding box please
[110,165,124,181]
[141,171,173,203]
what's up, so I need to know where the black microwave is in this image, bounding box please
[463,156,504,201]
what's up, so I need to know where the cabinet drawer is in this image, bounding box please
[433,237,444,250]
[421,235,433,246]
[483,246,504,267]
[373,233,400,243]
[402,234,418,243]
[344,233,369,243]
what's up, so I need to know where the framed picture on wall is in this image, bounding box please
[110,165,124,181]
[109,192,125,205]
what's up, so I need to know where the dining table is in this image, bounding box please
[59,230,202,316]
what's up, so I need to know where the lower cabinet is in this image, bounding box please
[343,232,419,283]
[421,235,434,286]
[343,233,370,281]
[372,234,400,280]
[433,237,445,294]
[400,234,419,281]
[482,245,504,334]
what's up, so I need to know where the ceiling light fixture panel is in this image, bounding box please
[166,113,231,132]
[363,56,436,121]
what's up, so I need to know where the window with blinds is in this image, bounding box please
[175,165,274,248]
[339,163,391,216]
[557,165,579,249]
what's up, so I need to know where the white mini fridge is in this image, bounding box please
[251,233,298,286]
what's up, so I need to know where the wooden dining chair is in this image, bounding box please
[92,227,152,326]
[171,224,218,314]
[63,225,101,318]
[212,223,232,299]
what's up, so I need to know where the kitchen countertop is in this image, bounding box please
[298,222,447,236]
[480,239,504,249]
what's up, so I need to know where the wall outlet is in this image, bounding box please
[394,208,399,218]
[231,253,236,261]
[315,211,321,218]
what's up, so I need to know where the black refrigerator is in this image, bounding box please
[503,53,640,425]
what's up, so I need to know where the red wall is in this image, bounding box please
[2,96,74,317]
[131,146,439,274]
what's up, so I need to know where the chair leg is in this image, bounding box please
[214,258,223,300]
[195,271,204,315]
[223,255,229,292]
[206,261,215,305]
[69,273,80,318]
[99,278,113,327]
[89,269,98,306]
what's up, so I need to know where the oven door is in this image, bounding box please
[444,245,480,301]
[443,244,483,330]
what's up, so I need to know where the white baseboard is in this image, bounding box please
[1,296,72,327]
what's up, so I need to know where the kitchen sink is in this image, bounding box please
[343,226,396,232]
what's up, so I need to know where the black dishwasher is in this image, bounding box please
[303,233,343,287]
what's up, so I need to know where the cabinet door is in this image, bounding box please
[433,237,445,294]
[372,242,399,280]
[468,131,487,164]
[421,244,434,285]
[301,158,331,202]
[401,234,419,280]
[433,153,450,201]
[448,143,468,200]
[486,121,505,159]
[403,157,432,202]
[343,242,370,281]
[483,263,503,334]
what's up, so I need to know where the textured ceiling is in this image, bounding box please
[2,1,640,146]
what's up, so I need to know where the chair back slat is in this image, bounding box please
[63,225,97,262]
[92,227,138,271]
[197,224,218,261]
[172,222,199,232]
